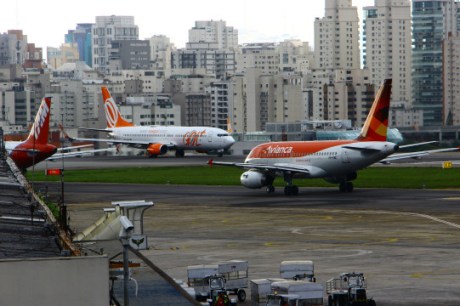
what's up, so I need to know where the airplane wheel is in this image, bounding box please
[175,150,185,158]
[284,186,298,196]
[266,185,275,193]
[284,186,292,196]
[346,182,354,192]
[339,183,346,192]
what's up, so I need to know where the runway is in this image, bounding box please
[30,151,460,305]
[37,180,460,306]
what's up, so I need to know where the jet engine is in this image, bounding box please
[240,170,270,189]
[146,143,168,156]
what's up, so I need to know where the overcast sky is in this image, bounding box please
[2,0,374,50]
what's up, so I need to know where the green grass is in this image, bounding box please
[25,166,460,189]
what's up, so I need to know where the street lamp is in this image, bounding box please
[119,216,134,306]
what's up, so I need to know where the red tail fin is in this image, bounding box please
[358,79,392,141]
[101,86,134,128]
[25,97,51,145]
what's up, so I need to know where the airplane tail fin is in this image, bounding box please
[226,117,234,133]
[24,97,51,145]
[357,79,392,141]
[101,86,134,128]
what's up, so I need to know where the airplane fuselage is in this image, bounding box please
[244,140,398,179]
[108,125,235,151]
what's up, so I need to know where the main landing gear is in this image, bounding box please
[175,149,185,157]
[339,181,354,192]
[284,185,299,196]
[283,172,299,196]
[264,184,299,195]
[264,172,300,196]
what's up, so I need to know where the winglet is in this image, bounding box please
[58,123,75,142]
[101,86,134,128]
[357,79,392,141]
[208,159,213,168]
[25,97,51,145]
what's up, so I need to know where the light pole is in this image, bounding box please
[119,216,134,306]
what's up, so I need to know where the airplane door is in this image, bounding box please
[208,133,213,143]
[341,150,350,163]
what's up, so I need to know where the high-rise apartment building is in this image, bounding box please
[65,24,93,67]
[0,30,28,66]
[311,0,363,124]
[314,0,360,70]
[149,35,173,79]
[91,16,139,73]
[187,20,238,50]
[363,0,412,108]
[444,33,460,126]
[412,0,459,126]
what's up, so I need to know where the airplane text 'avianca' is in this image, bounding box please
[209,79,459,195]
[78,86,235,158]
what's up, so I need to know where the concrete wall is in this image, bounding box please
[0,256,109,306]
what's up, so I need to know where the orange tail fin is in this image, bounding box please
[226,117,234,133]
[25,97,51,145]
[101,86,134,128]
[357,79,392,141]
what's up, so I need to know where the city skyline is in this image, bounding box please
[2,0,373,51]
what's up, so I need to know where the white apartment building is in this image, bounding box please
[121,95,180,126]
[148,35,173,79]
[105,69,164,94]
[313,0,360,70]
[236,43,280,76]
[363,0,412,113]
[91,16,139,73]
[187,20,238,50]
[232,68,307,133]
[443,33,460,126]
[278,40,314,75]
[208,81,233,131]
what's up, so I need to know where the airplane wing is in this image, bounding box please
[209,160,322,175]
[46,147,117,161]
[380,147,459,163]
[73,137,178,150]
[56,144,94,153]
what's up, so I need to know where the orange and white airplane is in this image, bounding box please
[210,79,459,195]
[5,97,111,170]
[78,86,235,157]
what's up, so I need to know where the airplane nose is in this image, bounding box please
[226,136,235,147]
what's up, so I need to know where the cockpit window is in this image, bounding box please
[217,134,229,137]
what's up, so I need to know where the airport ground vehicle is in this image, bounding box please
[206,275,237,306]
[265,280,323,306]
[280,260,315,281]
[326,272,376,306]
[251,260,318,305]
[187,260,248,302]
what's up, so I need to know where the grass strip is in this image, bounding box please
[25,166,460,189]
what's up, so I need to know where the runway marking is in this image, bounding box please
[408,213,460,229]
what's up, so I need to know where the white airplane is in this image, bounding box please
[5,97,111,170]
[209,79,459,195]
[78,86,235,157]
